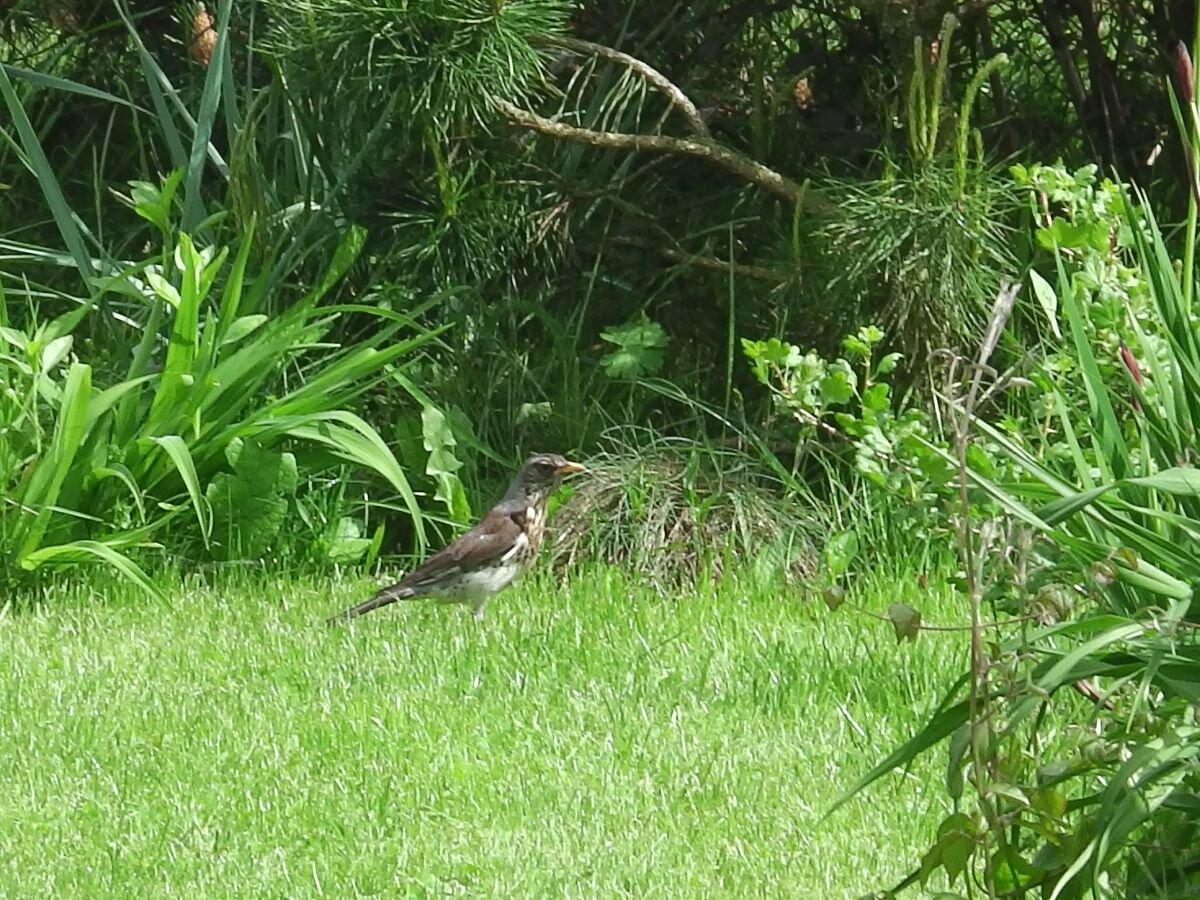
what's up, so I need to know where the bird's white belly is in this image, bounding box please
[456,562,522,599]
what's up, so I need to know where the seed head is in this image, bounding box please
[191,2,217,67]
[1173,41,1194,105]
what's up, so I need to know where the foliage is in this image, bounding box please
[0,172,445,593]
[836,160,1200,896]
[599,315,669,380]
[6,0,1200,894]
[205,437,298,562]
[260,0,570,132]
[987,168,1199,609]
[1012,161,1152,391]
[817,16,1019,358]
[819,163,1021,358]
[742,325,955,551]
[5,0,1165,489]
[420,403,472,526]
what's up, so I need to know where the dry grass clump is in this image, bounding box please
[546,441,819,589]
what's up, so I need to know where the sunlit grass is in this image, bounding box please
[0,564,965,897]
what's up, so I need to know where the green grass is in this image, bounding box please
[0,564,965,897]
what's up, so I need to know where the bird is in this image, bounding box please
[327,453,585,624]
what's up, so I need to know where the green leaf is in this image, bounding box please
[1057,253,1130,481]
[125,170,184,234]
[302,224,369,309]
[819,369,854,405]
[16,363,92,559]
[874,351,902,376]
[150,435,211,548]
[0,326,27,350]
[146,270,182,307]
[89,464,147,524]
[1036,219,1108,252]
[989,782,1030,807]
[421,404,471,523]
[857,325,885,346]
[823,530,859,578]
[220,315,269,345]
[516,401,552,424]
[601,346,663,379]
[841,335,870,358]
[940,831,972,884]
[601,317,669,379]
[991,847,1041,895]
[1029,269,1062,339]
[742,336,801,372]
[1032,786,1068,820]
[822,585,846,611]
[39,335,73,371]
[215,216,256,337]
[0,64,96,280]
[205,437,297,561]
[146,233,206,433]
[1127,466,1200,496]
[862,382,890,412]
[323,517,371,564]
[364,522,386,570]
[888,602,922,642]
[0,64,148,112]
[921,813,977,887]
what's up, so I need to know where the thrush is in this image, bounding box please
[327,453,585,623]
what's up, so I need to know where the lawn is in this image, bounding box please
[0,565,964,897]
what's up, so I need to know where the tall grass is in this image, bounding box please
[1,206,447,592]
[0,9,454,592]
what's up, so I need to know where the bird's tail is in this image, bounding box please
[326,583,416,625]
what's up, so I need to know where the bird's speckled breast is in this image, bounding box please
[523,502,547,555]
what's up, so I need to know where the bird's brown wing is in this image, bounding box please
[326,504,526,623]
[396,504,527,593]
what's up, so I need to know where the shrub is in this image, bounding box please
[1,183,444,596]
[836,171,1200,898]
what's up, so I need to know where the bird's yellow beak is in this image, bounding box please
[557,460,587,476]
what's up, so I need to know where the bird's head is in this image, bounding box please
[507,452,586,502]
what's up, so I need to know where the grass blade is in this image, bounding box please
[182,0,233,231]
[0,64,147,111]
[21,540,164,601]
[150,436,211,548]
[16,363,92,560]
[0,66,95,280]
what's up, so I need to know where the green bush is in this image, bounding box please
[1,185,445,596]
[837,169,1200,898]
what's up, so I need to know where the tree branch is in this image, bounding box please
[603,235,791,282]
[491,97,808,204]
[535,35,711,138]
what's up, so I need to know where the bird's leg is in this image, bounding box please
[471,600,487,621]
